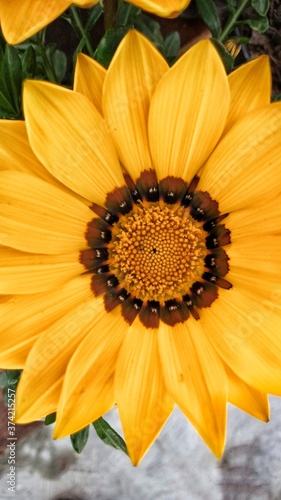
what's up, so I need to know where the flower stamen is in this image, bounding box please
[80,170,232,328]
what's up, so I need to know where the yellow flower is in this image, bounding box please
[0,31,280,465]
[0,0,191,44]
[0,0,93,44]
[122,0,191,17]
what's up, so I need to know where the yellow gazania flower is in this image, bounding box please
[0,31,280,466]
[0,0,191,45]
[0,0,94,45]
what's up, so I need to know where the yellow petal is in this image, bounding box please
[0,0,70,44]
[225,55,271,134]
[198,103,281,212]
[130,0,190,17]
[75,0,98,4]
[0,171,92,254]
[158,319,227,457]
[227,235,281,321]
[226,197,281,240]
[16,297,104,423]
[0,247,83,294]
[228,267,281,303]
[149,39,230,182]
[74,53,106,115]
[228,235,281,275]
[226,364,269,422]
[0,275,93,368]
[115,318,173,465]
[54,307,128,438]
[103,30,168,180]
[23,80,124,205]
[0,120,52,181]
[0,121,94,204]
[200,287,281,395]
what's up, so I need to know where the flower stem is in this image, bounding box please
[103,0,119,31]
[69,6,95,57]
[219,0,249,42]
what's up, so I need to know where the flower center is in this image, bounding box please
[81,171,232,328]
[109,204,207,301]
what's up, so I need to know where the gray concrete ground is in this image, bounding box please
[1,397,281,500]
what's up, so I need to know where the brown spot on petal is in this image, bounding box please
[204,248,229,277]
[190,281,218,308]
[104,288,130,312]
[182,294,200,320]
[203,213,229,232]
[91,273,119,296]
[123,172,142,204]
[139,300,160,328]
[159,176,188,205]
[190,191,219,222]
[206,225,231,249]
[136,169,159,202]
[181,175,200,207]
[105,186,133,216]
[80,249,95,270]
[90,203,119,225]
[80,248,108,271]
[122,296,143,325]
[202,272,232,289]
[160,299,190,326]
[86,218,112,247]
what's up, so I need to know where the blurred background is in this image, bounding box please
[1,395,281,499]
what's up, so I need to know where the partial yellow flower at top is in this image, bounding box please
[0,0,191,44]
[0,31,280,465]
[0,0,93,44]
[125,0,191,17]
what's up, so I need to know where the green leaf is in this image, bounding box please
[0,36,5,53]
[2,370,22,405]
[3,45,22,113]
[195,0,221,38]
[226,0,238,9]
[243,15,269,32]
[134,14,163,50]
[163,32,181,65]
[52,50,67,83]
[85,3,103,31]
[0,91,18,117]
[211,38,235,73]
[44,412,56,426]
[70,426,90,454]
[94,25,133,68]
[0,49,12,103]
[22,45,37,79]
[251,0,269,16]
[73,37,89,62]
[6,370,22,385]
[72,2,103,59]
[234,36,250,44]
[272,93,281,102]
[0,65,10,100]
[118,2,141,24]
[93,417,128,456]
[0,372,8,388]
